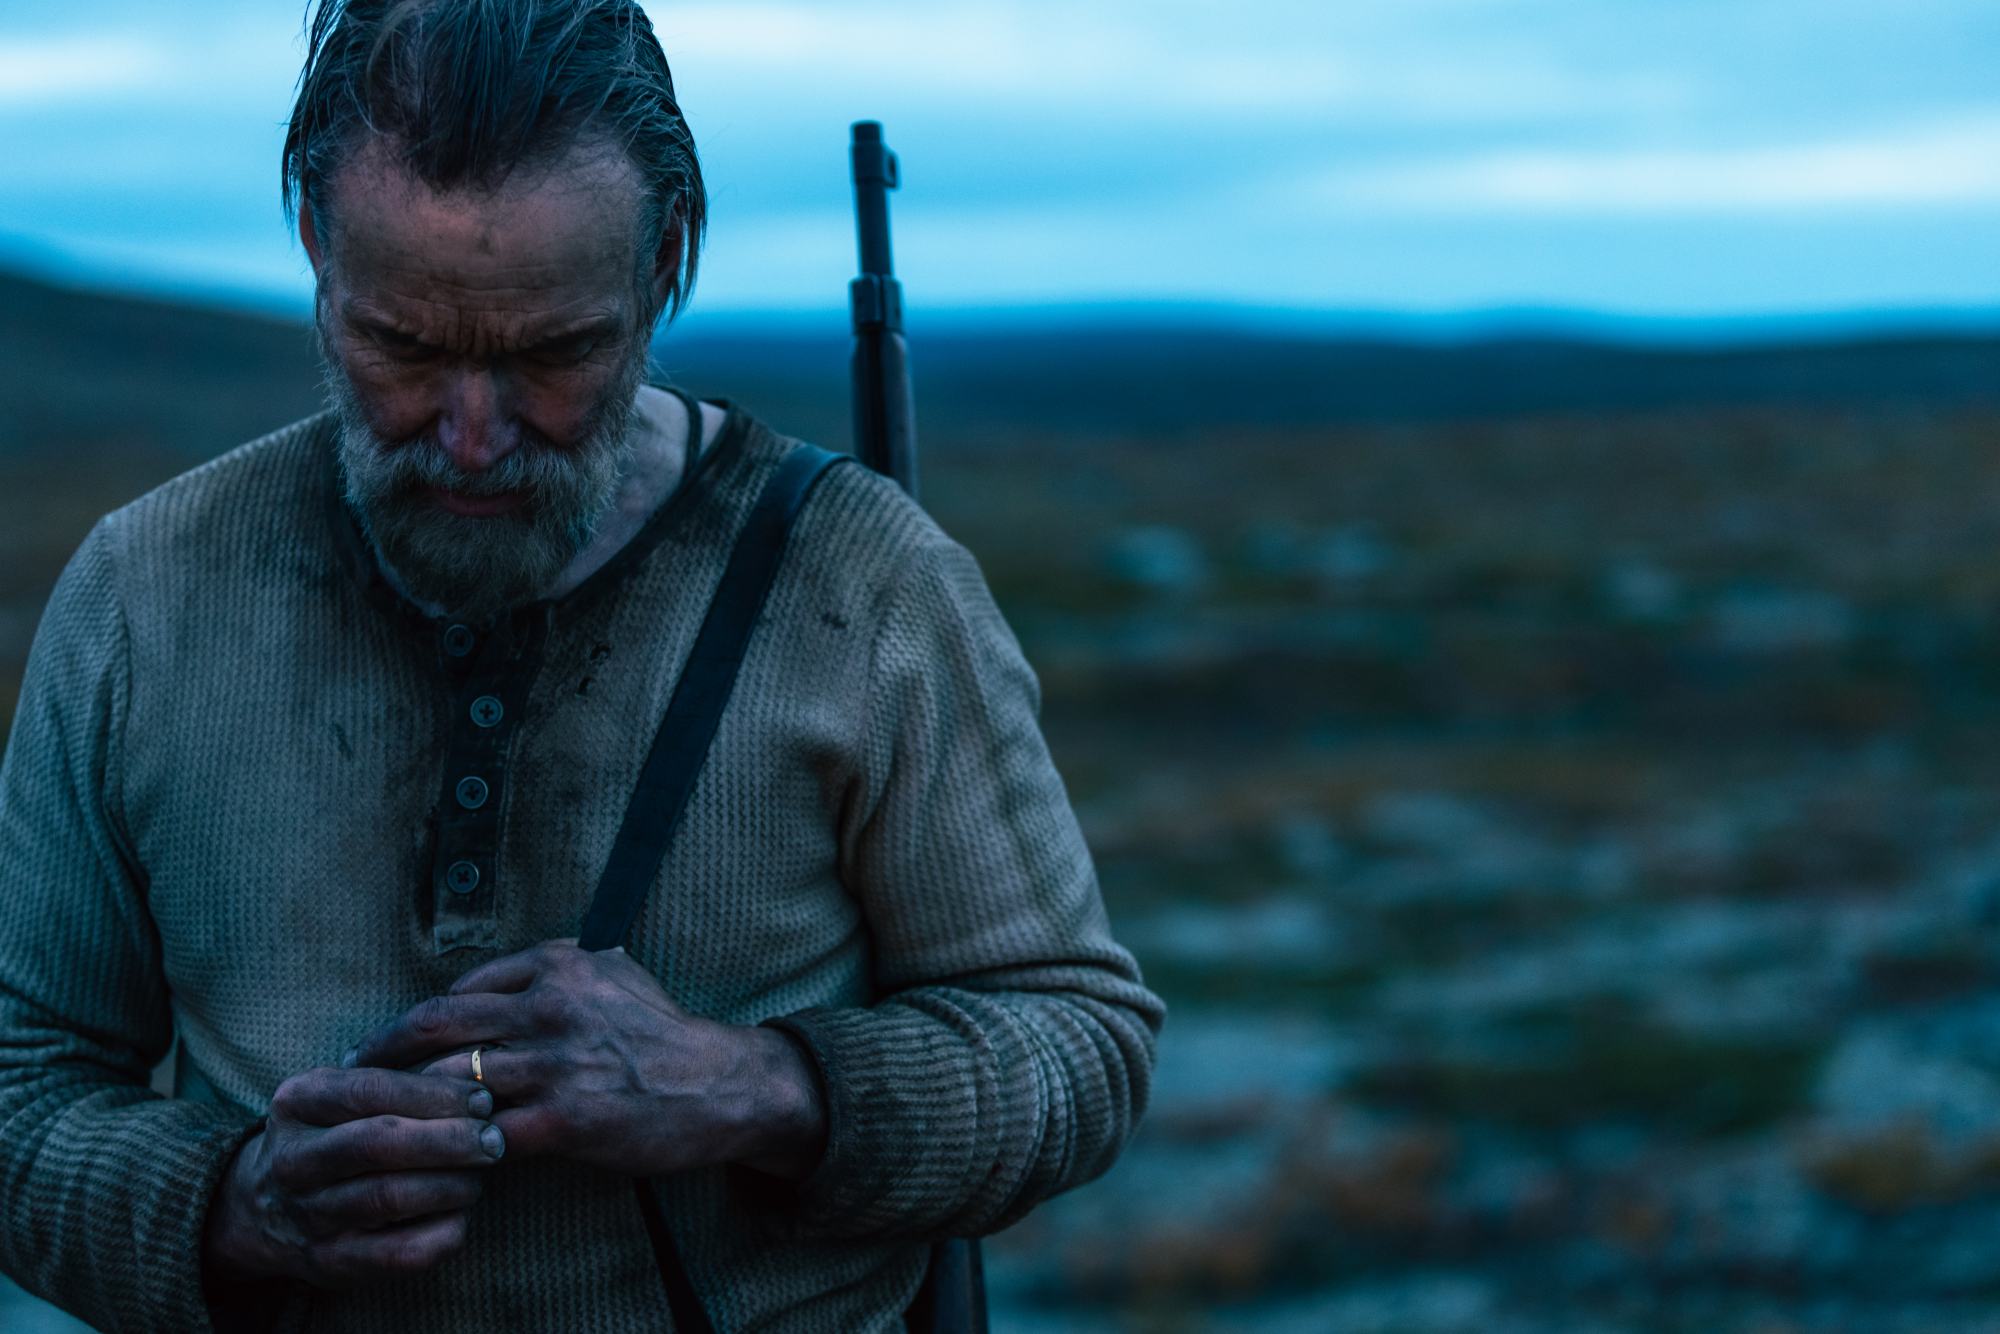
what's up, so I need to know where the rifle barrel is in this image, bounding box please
[851,121,896,277]
[848,120,919,500]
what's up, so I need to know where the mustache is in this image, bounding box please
[371,430,588,504]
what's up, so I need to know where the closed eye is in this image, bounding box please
[368,327,441,362]
[524,334,603,367]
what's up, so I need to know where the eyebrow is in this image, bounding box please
[341,305,623,352]
[517,318,622,350]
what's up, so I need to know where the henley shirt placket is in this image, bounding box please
[428,609,550,954]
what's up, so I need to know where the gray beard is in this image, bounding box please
[318,320,644,626]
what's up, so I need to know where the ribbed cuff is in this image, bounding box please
[726,1002,997,1243]
[149,1104,273,1334]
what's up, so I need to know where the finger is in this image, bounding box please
[271,1066,493,1128]
[419,1043,557,1099]
[350,993,527,1070]
[488,1101,569,1160]
[447,938,579,997]
[277,1114,504,1190]
[310,1211,472,1286]
[296,1169,487,1235]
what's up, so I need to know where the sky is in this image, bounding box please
[0,0,1997,326]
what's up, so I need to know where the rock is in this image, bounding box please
[1312,523,1395,583]
[1360,791,1494,853]
[1811,1028,2000,1151]
[1707,585,1857,654]
[1242,520,1311,576]
[1270,812,1346,878]
[1120,897,1346,970]
[1144,1010,1361,1114]
[1600,558,1679,621]
[1239,521,1395,585]
[1665,1139,1862,1277]
[1209,1271,1499,1334]
[1572,837,1635,900]
[1101,525,1209,597]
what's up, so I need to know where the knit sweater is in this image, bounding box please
[0,398,1165,1333]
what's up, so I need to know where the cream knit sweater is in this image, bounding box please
[0,400,1165,1332]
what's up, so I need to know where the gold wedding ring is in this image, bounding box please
[471,1047,484,1084]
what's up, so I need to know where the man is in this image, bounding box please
[0,2,1164,1330]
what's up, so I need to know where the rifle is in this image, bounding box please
[849,121,920,500]
[847,120,990,1334]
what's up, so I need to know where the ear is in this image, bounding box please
[299,199,326,278]
[647,212,684,320]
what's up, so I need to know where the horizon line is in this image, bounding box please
[5,241,1999,351]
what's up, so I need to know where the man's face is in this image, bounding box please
[307,135,665,623]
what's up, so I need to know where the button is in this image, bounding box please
[470,695,504,728]
[455,776,489,810]
[445,860,481,895]
[443,624,476,658]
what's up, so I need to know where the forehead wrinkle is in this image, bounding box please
[342,248,633,326]
[330,153,642,277]
[359,285,623,325]
[344,291,626,357]
[360,252,627,295]
[349,224,634,281]
[343,250,629,311]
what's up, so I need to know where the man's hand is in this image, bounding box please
[344,938,827,1181]
[202,1066,504,1291]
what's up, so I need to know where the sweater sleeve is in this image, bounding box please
[0,518,266,1333]
[731,529,1166,1243]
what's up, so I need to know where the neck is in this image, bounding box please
[538,384,694,602]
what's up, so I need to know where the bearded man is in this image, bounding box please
[0,2,1164,1331]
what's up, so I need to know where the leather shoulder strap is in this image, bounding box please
[576,440,849,1334]
[578,440,851,952]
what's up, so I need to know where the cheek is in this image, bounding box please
[508,361,635,447]
[340,350,444,441]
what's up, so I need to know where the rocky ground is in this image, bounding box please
[932,404,2000,1331]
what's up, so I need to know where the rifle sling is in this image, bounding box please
[577,438,851,1332]
[574,433,988,1334]
[578,438,849,952]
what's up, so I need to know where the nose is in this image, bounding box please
[436,368,518,473]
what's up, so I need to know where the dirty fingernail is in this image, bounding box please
[467,1088,494,1118]
[480,1123,506,1159]
[340,1047,358,1069]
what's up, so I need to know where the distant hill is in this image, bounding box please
[4,265,1998,460]
[666,321,2000,449]
[0,269,324,459]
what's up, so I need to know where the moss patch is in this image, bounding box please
[1351,1001,1825,1135]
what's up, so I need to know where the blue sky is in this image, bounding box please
[1,0,1997,324]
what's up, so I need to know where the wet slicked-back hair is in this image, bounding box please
[283,0,706,324]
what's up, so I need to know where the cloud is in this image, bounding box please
[0,6,1688,135]
[1293,113,2000,215]
[653,1,1691,121]
[0,21,301,110]
[0,34,169,103]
